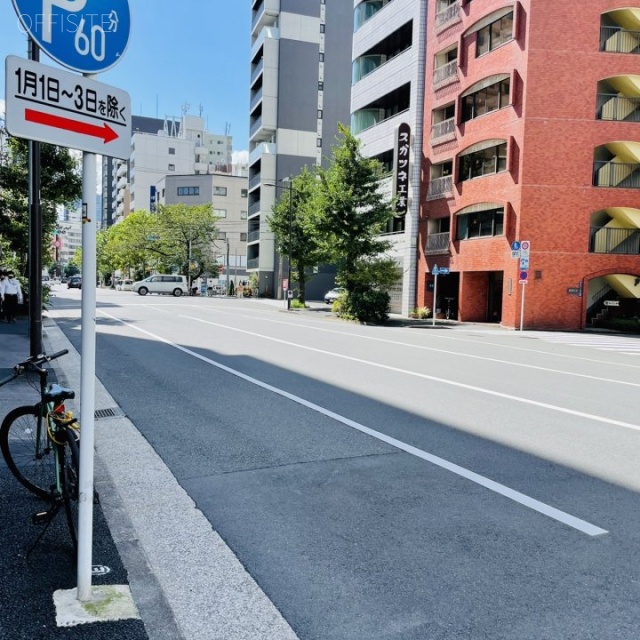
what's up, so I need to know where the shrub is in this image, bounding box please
[410,306,431,319]
[291,298,307,309]
[345,289,390,324]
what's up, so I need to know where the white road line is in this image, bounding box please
[97,309,608,537]
[171,306,640,388]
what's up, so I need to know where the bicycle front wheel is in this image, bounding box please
[61,427,80,551]
[0,405,54,500]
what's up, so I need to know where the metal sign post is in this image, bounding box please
[431,265,439,327]
[10,0,131,604]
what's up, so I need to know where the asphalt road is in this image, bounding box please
[50,286,640,640]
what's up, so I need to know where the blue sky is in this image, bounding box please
[0,0,251,153]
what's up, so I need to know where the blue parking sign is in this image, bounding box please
[12,0,131,73]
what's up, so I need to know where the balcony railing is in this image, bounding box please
[590,226,640,254]
[600,26,640,54]
[250,59,264,86]
[250,87,263,112]
[248,230,260,243]
[247,257,260,270]
[431,117,456,141]
[596,94,640,122]
[425,231,450,255]
[426,175,453,200]
[248,173,262,190]
[435,2,461,29]
[433,60,458,86]
[248,201,261,216]
[249,116,263,138]
[593,160,640,188]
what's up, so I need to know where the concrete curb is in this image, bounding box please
[43,318,299,640]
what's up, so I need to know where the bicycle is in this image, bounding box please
[444,297,456,320]
[0,350,82,550]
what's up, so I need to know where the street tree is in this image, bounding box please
[268,167,328,303]
[316,124,400,322]
[0,137,81,275]
[156,203,220,284]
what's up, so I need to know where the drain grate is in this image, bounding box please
[94,407,124,419]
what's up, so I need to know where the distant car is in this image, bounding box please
[41,275,51,288]
[67,276,82,289]
[324,287,346,304]
[132,274,188,297]
[116,279,134,291]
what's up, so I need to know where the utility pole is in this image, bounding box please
[226,238,230,294]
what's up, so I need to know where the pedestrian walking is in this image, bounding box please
[2,272,23,323]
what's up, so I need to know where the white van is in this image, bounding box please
[132,275,189,297]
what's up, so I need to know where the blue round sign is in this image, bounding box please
[511,241,521,251]
[12,0,131,73]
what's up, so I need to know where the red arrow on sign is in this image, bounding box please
[25,108,118,144]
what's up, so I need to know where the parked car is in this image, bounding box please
[116,279,134,291]
[324,287,346,304]
[67,276,82,289]
[132,274,188,297]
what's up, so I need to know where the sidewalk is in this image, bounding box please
[1,314,300,640]
[0,319,149,639]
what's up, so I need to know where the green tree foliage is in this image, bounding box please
[97,204,219,283]
[156,203,219,283]
[0,137,81,275]
[268,167,328,303]
[316,124,401,322]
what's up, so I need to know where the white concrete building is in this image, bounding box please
[156,173,249,285]
[247,0,353,299]
[351,0,428,315]
[111,115,234,222]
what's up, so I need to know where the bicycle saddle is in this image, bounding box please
[44,384,75,402]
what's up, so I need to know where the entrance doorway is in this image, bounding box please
[487,272,503,322]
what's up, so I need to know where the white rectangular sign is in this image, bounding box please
[5,55,131,159]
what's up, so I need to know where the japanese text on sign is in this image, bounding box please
[13,64,127,125]
[394,122,410,217]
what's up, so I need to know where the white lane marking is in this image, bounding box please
[97,309,608,537]
[170,307,640,388]
[173,313,640,434]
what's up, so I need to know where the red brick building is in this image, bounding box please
[419,0,640,330]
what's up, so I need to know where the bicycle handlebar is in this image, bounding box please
[0,349,69,387]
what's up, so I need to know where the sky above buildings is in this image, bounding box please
[0,0,251,155]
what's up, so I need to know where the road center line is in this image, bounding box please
[98,309,608,538]
[183,306,640,388]
[174,313,640,435]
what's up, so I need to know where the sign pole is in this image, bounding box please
[519,282,526,331]
[27,38,43,357]
[432,273,438,327]
[77,139,97,601]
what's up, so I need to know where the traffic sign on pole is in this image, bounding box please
[12,0,131,73]
[5,56,131,158]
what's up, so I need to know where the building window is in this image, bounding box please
[214,208,227,218]
[177,186,200,196]
[318,81,324,91]
[462,77,510,122]
[241,210,247,219]
[319,52,325,62]
[317,138,323,147]
[168,147,176,155]
[168,164,175,171]
[213,186,228,196]
[477,12,514,56]
[241,189,248,197]
[456,207,504,240]
[218,232,227,240]
[320,23,325,33]
[459,142,507,181]
[240,232,248,241]
[318,109,323,119]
